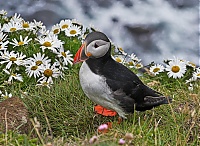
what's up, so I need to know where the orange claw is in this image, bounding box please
[94,105,117,117]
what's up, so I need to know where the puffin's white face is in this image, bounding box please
[73,31,111,64]
[86,40,110,58]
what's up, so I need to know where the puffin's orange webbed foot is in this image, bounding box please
[94,105,117,117]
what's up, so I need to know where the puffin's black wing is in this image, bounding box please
[102,58,161,97]
[100,58,171,112]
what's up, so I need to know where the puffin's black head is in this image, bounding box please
[73,31,111,64]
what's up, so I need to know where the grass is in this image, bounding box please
[1,65,199,146]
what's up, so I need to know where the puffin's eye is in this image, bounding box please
[94,43,99,48]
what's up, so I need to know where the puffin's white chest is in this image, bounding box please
[79,62,112,105]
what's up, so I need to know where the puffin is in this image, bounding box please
[73,31,172,118]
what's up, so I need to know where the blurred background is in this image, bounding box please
[0,0,199,65]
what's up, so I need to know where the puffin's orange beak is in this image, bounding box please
[73,43,89,64]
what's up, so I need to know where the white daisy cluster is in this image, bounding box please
[185,67,200,90]
[0,10,84,89]
[112,46,199,90]
[112,47,143,69]
[149,57,199,90]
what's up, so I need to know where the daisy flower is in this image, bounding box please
[127,60,136,68]
[31,19,45,34]
[112,54,126,64]
[59,19,72,31]
[0,31,8,43]
[10,35,32,47]
[117,47,128,56]
[25,61,42,78]
[192,68,200,80]
[21,21,36,31]
[10,13,23,23]
[37,34,63,52]
[0,90,12,100]
[50,34,63,45]
[16,52,27,65]
[165,57,187,79]
[185,77,195,84]
[3,69,23,82]
[134,62,143,69]
[72,19,82,26]
[55,46,73,66]
[150,64,165,75]
[128,53,141,63]
[33,19,44,29]
[0,40,9,51]
[0,51,26,69]
[126,53,142,68]
[51,24,60,35]
[25,52,51,66]
[65,25,81,37]
[188,83,194,91]
[54,59,68,77]
[38,26,51,36]
[38,62,61,84]
[2,21,22,32]
[0,10,7,15]
[36,77,53,89]
[127,61,143,69]
[186,61,196,69]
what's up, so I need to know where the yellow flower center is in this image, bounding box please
[136,64,142,68]
[10,27,16,32]
[0,45,2,49]
[36,60,42,66]
[70,30,77,35]
[197,73,200,77]
[188,62,196,68]
[43,41,52,47]
[153,68,160,73]
[62,24,68,29]
[128,61,134,66]
[44,69,53,77]
[171,66,180,73]
[23,23,29,28]
[3,95,8,99]
[119,47,124,52]
[31,65,38,70]
[10,57,17,62]
[11,73,16,77]
[18,41,24,46]
[42,82,48,86]
[115,57,122,63]
[61,52,66,58]
[53,29,59,34]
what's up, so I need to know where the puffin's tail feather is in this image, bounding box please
[136,96,172,111]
